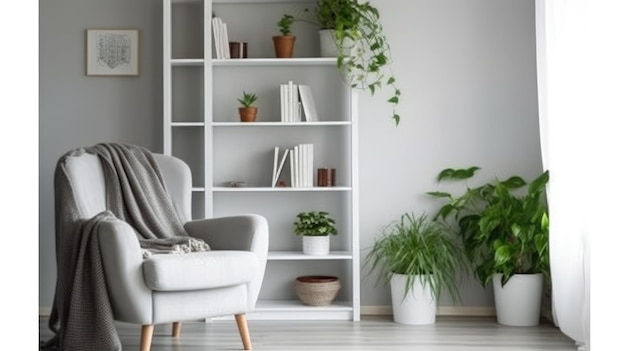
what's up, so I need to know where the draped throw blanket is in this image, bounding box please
[42,143,209,351]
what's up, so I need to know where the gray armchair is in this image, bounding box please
[55,150,268,351]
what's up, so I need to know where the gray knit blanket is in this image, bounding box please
[42,143,209,351]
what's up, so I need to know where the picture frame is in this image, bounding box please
[86,29,140,76]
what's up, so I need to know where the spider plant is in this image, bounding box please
[364,212,467,302]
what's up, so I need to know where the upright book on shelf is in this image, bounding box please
[272,148,290,187]
[211,17,230,59]
[298,85,319,122]
[280,81,305,122]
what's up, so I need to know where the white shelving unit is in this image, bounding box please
[164,0,359,321]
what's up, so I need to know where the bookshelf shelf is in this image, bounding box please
[212,121,351,127]
[164,0,359,321]
[268,251,353,260]
[171,122,205,127]
[212,186,352,192]
[213,57,337,67]
[171,58,204,66]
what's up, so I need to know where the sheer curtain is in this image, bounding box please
[536,1,625,350]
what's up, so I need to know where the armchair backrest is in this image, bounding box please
[63,152,193,222]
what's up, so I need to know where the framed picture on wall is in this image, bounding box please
[86,29,140,76]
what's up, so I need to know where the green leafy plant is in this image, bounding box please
[294,211,338,236]
[296,0,401,125]
[277,14,295,36]
[364,212,467,302]
[428,167,550,287]
[237,91,258,108]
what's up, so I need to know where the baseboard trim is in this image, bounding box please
[39,305,496,318]
[360,305,496,317]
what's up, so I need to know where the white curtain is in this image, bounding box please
[536,1,625,350]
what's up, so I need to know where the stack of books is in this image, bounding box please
[271,144,314,188]
[212,17,230,59]
[280,81,319,122]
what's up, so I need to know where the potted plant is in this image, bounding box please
[294,211,338,255]
[273,14,296,58]
[364,212,467,325]
[296,0,401,125]
[237,91,258,122]
[427,167,550,326]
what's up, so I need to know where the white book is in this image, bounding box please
[289,149,295,187]
[293,145,299,187]
[302,144,308,187]
[308,143,314,187]
[271,146,279,187]
[305,144,311,187]
[280,85,286,122]
[293,83,299,122]
[273,149,289,187]
[287,81,294,122]
[299,145,304,188]
[221,20,230,59]
[212,18,223,58]
[298,85,319,122]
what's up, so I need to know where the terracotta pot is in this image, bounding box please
[239,107,258,122]
[272,35,296,58]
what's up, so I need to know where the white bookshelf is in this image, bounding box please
[164,0,360,321]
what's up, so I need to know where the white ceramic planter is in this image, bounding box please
[493,273,544,326]
[302,235,330,255]
[390,273,437,325]
[319,29,355,57]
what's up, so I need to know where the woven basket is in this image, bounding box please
[295,276,341,306]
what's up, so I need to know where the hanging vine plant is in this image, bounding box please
[297,0,402,125]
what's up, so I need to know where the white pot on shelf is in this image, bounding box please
[390,273,437,325]
[302,235,330,255]
[492,273,544,326]
[319,29,355,57]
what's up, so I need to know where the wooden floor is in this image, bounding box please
[39,315,577,350]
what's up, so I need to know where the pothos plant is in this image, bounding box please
[427,167,550,287]
[296,0,401,125]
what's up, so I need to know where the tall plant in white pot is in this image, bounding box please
[294,211,338,255]
[428,167,550,326]
[364,212,467,325]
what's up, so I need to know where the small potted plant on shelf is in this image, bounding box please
[296,0,401,125]
[273,14,296,58]
[364,212,467,325]
[294,211,338,255]
[237,91,258,122]
[428,166,550,326]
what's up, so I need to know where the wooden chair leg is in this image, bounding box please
[235,313,252,350]
[172,321,182,337]
[140,325,154,351]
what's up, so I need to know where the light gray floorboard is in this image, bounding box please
[39,315,577,350]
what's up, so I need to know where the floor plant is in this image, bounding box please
[428,167,550,326]
[364,212,467,323]
[427,167,550,287]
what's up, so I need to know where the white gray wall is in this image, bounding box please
[39,0,163,308]
[39,0,542,311]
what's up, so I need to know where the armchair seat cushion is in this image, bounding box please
[142,251,258,291]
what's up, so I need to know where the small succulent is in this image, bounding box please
[237,91,258,108]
